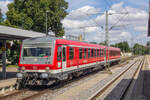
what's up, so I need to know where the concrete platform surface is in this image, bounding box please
[0,67,17,80]
[0,78,16,88]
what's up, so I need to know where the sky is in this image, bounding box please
[0,0,149,46]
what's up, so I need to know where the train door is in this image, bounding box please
[62,46,67,72]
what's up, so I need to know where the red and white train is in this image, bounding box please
[17,36,120,88]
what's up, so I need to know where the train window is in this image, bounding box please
[95,49,97,57]
[88,48,90,58]
[104,49,105,56]
[23,43,51,58]
[110,50,112,56]
[79,48,82,59]
[110,51,113,56]
[91,49,94,57]
[97,49,99,57]
[113,51,114,56]
[100,49,102,57]
[57,47,61,61]
[69,47,74,60]
[99,49,101,57]
[110,50,111,56]
[93,49,94,57]
[101,49,104,57]
[62,47,66,61]
[110,50,118,56]
[84,48,87,58]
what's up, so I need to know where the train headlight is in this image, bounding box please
[17,67,21,71]
[21,66,25,70]
[45,67,50,71]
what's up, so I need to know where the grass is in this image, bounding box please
[7,64,18,67]
[0,64,18,68]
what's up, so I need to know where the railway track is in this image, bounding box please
[0,87,53,100]
[0,56,136,100]
[89,57,144,100]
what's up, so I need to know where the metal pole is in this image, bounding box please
[105,11,110,70]
[105,11,109,46]
[46,11,48,35]
[131,38,133,56]
[2,39,6,79]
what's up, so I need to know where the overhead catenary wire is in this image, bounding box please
[66,0,130,44]
[103,0,129,31]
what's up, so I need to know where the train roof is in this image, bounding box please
[56,39,120,51]
[56,39,105,48]
[109,47,120,51]
[23,36,57,44]
[23,36,120,51]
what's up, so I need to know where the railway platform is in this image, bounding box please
[0,78,16,89]
[0,67,17,94]
[0,78,16,95]
[0,66,17,80]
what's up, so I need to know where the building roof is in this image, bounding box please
[0,25,46,40]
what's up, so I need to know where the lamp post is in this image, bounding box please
[105,10,112,71]
[46,10,50,35]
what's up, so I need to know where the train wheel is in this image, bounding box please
[68,74,73,80]
[16,79,22,90]
[16,79,26,90]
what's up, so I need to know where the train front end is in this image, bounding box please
[17,37,56,88]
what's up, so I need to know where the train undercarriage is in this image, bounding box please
[16,60,120,89]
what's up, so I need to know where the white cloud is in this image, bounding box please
[120,32,132,39]
[66,5,100,20]
[134,26,147,32]
[111,2,125,12]
[62,2,148,45]
[62,19,95,29]
[0,0,12,15]
[85,27,99,33]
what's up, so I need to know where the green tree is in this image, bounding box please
[90,42,97,44]
[133,43,148,55]
[7,40,21,65]
[6,0,68,37]
[146,41,150,54]
[112,41,130,52]
[99,41,107,46]
[0,8,3,23]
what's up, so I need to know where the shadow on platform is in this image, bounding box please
[0,71,17,80]
[104,70,150,100]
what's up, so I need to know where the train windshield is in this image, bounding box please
[23,43,52,58]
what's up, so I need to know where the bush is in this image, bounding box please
[7,40,21,65]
